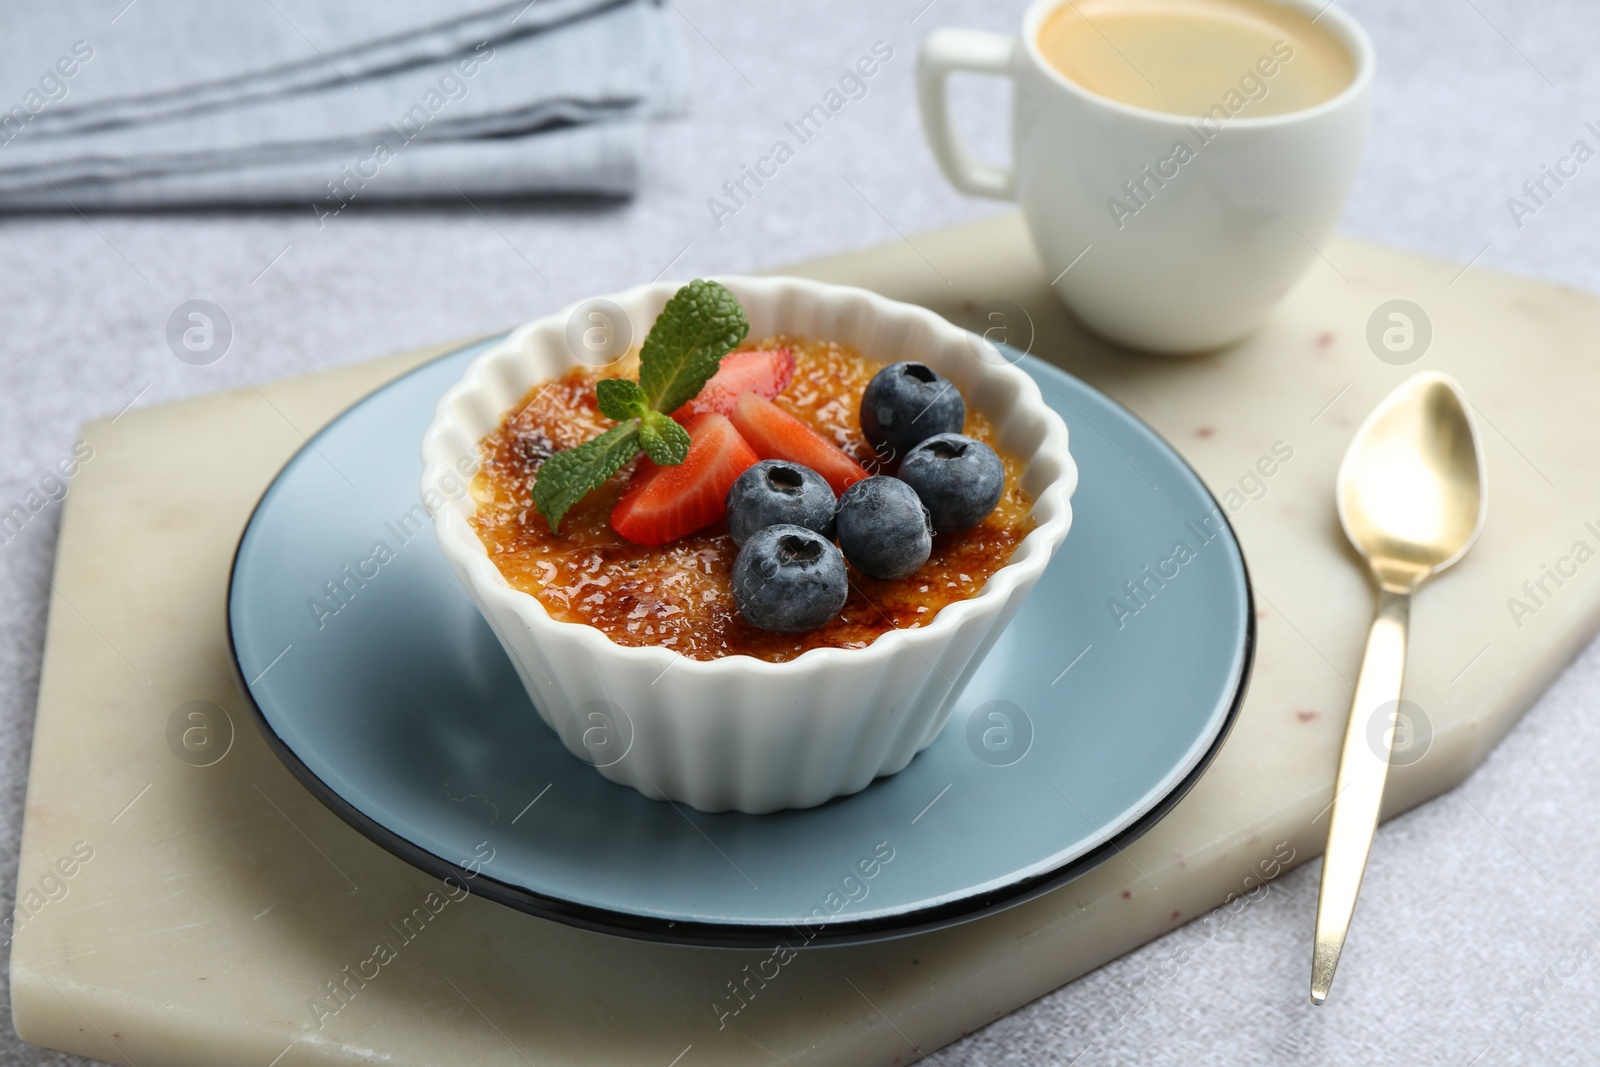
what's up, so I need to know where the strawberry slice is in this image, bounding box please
[672,348,795,423]
[610,413,759,545]
[728,391,870,496]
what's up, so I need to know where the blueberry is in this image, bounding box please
[732,525,849,633]
[835,476,932,580]
[898,433,1005,532]
[859,362,966,459]
[725,460,837,546]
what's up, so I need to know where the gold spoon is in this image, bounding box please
[1311,371,1486,1005]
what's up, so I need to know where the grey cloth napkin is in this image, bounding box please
[0,0,682,208]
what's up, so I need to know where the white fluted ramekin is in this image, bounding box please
[421,277,1076,813]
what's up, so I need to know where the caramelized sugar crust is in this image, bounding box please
[470,337,1034,662]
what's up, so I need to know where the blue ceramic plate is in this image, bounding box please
[229,339,1253,947]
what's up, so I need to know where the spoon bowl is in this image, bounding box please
[1336,373,1486,590]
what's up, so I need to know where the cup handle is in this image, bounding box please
[917,29,1018,200]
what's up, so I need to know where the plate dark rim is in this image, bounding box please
[226,337,1256,949]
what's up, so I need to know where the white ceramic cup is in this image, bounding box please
[917,0,1374,353]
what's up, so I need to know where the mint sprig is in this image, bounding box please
[532,280,749,531]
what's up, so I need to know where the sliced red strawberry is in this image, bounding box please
[728,391,870,496]
[610,413,759,546]
[672,348,795,423]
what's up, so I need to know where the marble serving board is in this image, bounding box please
[14,212,1600,1066]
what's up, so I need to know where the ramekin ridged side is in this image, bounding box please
[421,276,1077,813]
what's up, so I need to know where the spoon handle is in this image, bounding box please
[1311,586,1411,1005]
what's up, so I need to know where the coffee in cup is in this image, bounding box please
[1035,0,1354,119]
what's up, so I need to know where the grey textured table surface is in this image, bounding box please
[4,1,1599,1064]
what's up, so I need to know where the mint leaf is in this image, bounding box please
[531,422,640,531]
[529,281,751,534]
[639,410,691,466]
[596,377,647,422]
[638,280,749,415]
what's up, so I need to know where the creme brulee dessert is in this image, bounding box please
[469,282,1034,663]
